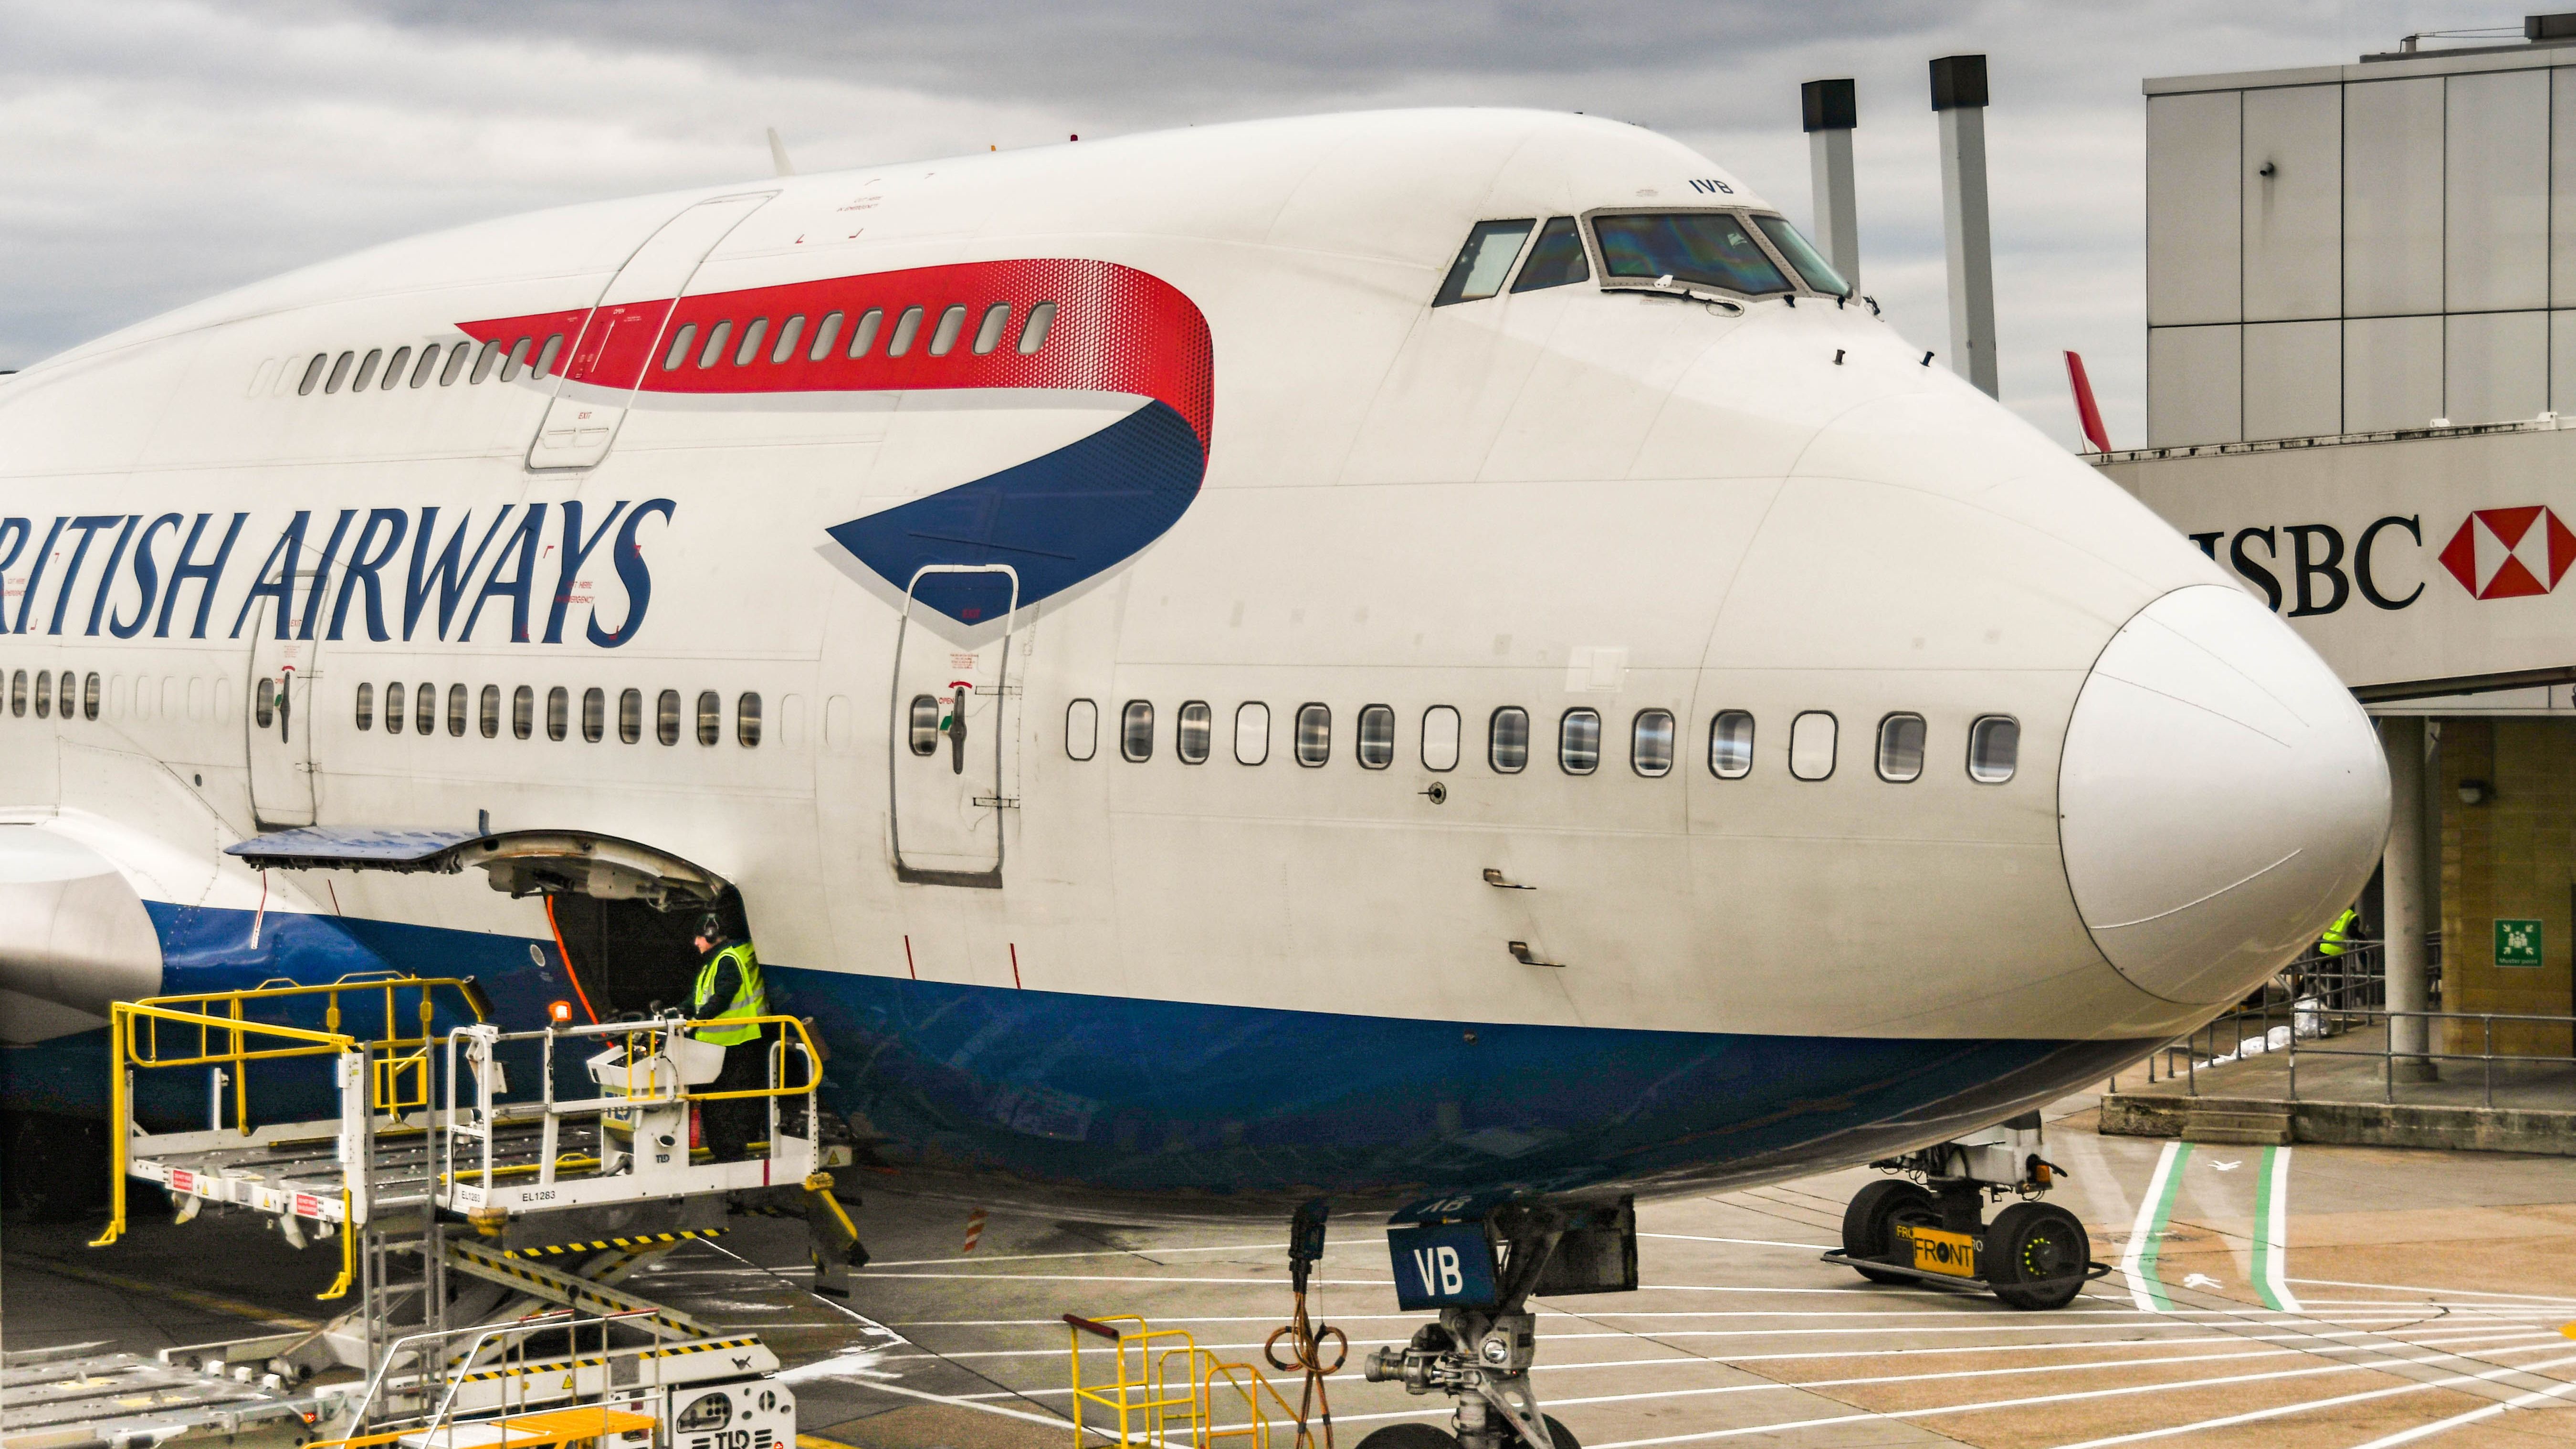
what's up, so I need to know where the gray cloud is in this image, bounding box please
[0,0,2529,448]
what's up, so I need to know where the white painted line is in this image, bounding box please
[2122,1141,2186,1312]
[2337,1366,2576,1448]
[2285,1277,2576,1305]
[1640,1233,1839,1251]
[861,1243,1289,1268]
[811,1374,1105,1437]
[2044,1348,2576,1449]
[2254,1145,2300,1313]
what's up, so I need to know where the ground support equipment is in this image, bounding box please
[1819,1111,2111,1310]
[1360,1195,1635,1449]
[66,976,852,1449]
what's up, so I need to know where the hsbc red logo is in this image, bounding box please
[2438,506,2576,599]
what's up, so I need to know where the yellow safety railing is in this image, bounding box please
[1066,1313,1304,1449]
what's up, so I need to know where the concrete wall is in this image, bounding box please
[2436,717,2576,1055]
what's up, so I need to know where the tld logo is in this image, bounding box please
[2436,506,2576,600]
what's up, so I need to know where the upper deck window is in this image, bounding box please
[1751,215,1849,295]
[1511,217,1590,292]
[1433,220,1535,306]
[1592,212,1789,296]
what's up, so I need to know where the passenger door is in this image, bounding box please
[243,580,319,830]
[526,191,777,472]
[888,566,1020,887]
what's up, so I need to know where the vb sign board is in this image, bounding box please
[2495,918,2544,967]
[1387,1221,1499,1311]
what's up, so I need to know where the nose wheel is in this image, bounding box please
[1821,1113,2108,1311]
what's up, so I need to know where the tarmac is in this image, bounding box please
[8,1090,2576,1449]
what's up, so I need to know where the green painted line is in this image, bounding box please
[2136,1140,2191,1310]
[2251,1144,2282,1311]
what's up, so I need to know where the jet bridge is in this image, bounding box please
[42,974,862,1449]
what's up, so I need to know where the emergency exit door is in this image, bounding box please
[888,566,1020,888]
[526,190,777,471]
[244,582,319,829]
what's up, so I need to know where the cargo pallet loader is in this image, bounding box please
[6,975,861,1449]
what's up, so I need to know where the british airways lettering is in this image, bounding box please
[0,499,675,645]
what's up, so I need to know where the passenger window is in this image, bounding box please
[1969,715,2019,784]
[772,315,805,363]
[57,672,74,719]
[810,312,843,360]
[32,671,50,718]
[533,334,564,379]
[355,682,375,732]
[1560,708,1602,774]
[255,678,275,729]
[1489,707,1529,773]
[664,324,699,371]
[618,687,642,744]
[407,681,431,735]
[849,308,883,358]
[513,685,534,740]
[351,349,382,391]
[383,347,412,390]
[1122,700,1155,762]
[547,686,569,742]
[1789,711,1837,780]
[582,687,605,743]
[1356,704,1396,768]
[1876,713,1925,782]
[440,341,470,385]
[1594,212,1791,295]
[385,682,405,735]
[324,351,355,394]
[469,340,500,383]
[1708,710,1754,778]
[1065,698,1098,761]
[1421,705,1461,771]
[736,692,762,747]
[409,346,439,388]
[733,319,767,367]
[478,684,500,738]
[656,689,681,745]
[929,304,968,356]
[1752,214,1849,295]
[1295,704,1331,766]
[1020,302,1057,353]
[1176,701,1212,764]
[972,303,1010,355]
[298,355,327,395]
[907,695,941,756]
[696,322,731,369]
[498,337,531,382]
[1434,220,1536,305]
[446,683,467,737]
[1234,703,1270,765]
[84,673,98,721]
[888,307,924,357]
[1511,217,1590,292]
[696,690,721,746]
[7,670,20,716]
[1632,710,1675,777]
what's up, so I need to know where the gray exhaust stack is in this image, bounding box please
[1801,79,1861,288]
[1930,54,1998,399]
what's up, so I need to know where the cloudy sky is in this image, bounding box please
[0,0,2532,448]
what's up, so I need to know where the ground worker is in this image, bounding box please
[689,912,768,1163]
[2318,905,2358,958]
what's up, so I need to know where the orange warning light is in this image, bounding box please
[548,1000,573,1024]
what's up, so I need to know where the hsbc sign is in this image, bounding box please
[2438,507,2576,600]
[2186,507,2576,616]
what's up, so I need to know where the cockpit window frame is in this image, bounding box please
[1577,206,1838,303]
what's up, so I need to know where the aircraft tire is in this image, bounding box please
[1985,1201,2090,1311]
[1352,1425,1458,1449]
[1840,1179,1937,1284]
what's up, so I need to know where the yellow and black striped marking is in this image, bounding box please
[444,1239,715,1339]
[503,1228,726,1259]
[455,1336,762,1384]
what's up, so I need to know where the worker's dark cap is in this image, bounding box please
[695,911,729,942]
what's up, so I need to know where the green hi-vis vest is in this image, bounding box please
[2318,908,2359,957]
[693,943,767,1046]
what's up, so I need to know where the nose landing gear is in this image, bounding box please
[1823,1111,2108,1310]
[1358,1196,1632,1449]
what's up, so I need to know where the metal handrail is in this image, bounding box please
[2138,998,2576,1107]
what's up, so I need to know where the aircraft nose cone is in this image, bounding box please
[2059,585,2389,1005]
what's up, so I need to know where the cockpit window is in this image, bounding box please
[1753,214,1849,294]
[1511,217,1590,292]
[1592,212,1790,295]
[1434,220,1535,306]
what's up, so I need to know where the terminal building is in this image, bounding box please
[2108,18,2576,1064]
